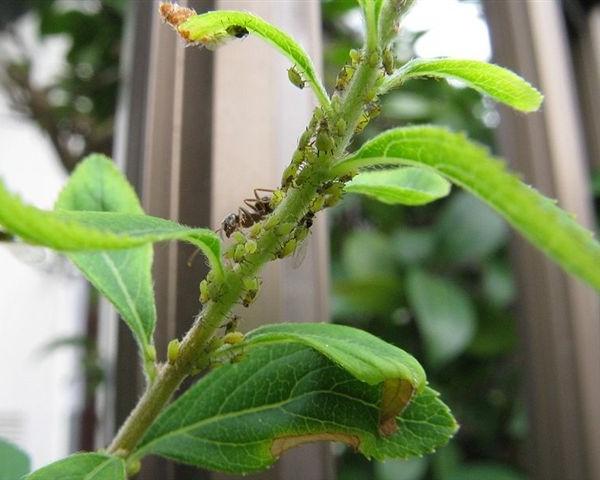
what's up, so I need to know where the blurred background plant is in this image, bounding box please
[0,0,124,452]
[323,1,528,479]
[0,0,123,172]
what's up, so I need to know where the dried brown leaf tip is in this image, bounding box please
[159,2,196,30]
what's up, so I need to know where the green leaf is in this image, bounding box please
[333,276,401,316]
[27,453,126,480]
[175,11,329,107]
[55,155,157,368]
[346,167,451,205]
[436,192,508,265]
[406,270,476,367]
[381,58,543,112]
[136,343,456,474]
[245,323,426,389]
[0,437,30,480]
[0,178,222,276]
[392,228,436,266]
[333,126,600,292]
[342,230,396,278]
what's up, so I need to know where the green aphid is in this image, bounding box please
[269,189,284,209]
[242,280,260,307]
[365,87,378,103]
[295,225,309,244]
[199,279,210,303]
[310,195,326,213]
[292,150,304,166]
[316,130,335,153]
[355,112,369,134]
[233,243,246,262]
[349,48,362,66]
[382,48,395,75]
[305,149,318,164]
[167,339,180,364]
[223,331,245,345]
[324,183,345,208]
[335,65,354,91]
[278,238,297,258]
[126,460,141,477]
[287,65,305,89]
[281,164,298,189]
[366,100,382,120]
[298,130,313,150]
[335,118,347,136]
[368,52,380,68]
[243,276,260,292]
[249,222,263,238]
[244,239,257,254]
[232,231,246,245]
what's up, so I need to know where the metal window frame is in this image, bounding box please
[485,2,600,479]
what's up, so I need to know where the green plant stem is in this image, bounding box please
[107,11,391,459]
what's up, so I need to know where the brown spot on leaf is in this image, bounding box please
[159,3,196,29]
[271,433,360,458]
[379,379,415,436]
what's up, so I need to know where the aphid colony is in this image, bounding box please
[203,45,397,313]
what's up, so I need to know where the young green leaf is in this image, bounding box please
[333,126,600,292]
[245,322,426,389]
[0,180,222,276]
[406,269,476,368]
[55,155,158,372]
[135,343,456,474]
[0,437,30,480]
[380,58,543,112]
[345,167,451,205]
[164,8,329,107]
[27,453,125,480]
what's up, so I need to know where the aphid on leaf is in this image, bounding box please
[226,25,249,39]
[287,65,306,89]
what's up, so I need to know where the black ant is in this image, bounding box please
[220,189,275,238]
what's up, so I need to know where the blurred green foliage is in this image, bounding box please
[0,0,124,171]
[323,2,528,479]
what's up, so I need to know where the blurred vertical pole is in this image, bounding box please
[210,2,332,479]
[105,0,214,479]
[485,1,600,479]
[103,1,331,479]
